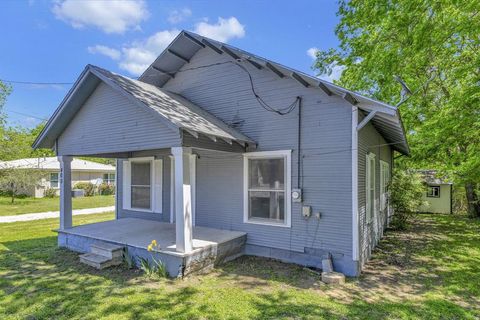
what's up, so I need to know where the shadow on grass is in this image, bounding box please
[1,214,479,319]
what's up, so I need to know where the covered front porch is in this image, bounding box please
[32,65,256,277]
[57,218,246,277]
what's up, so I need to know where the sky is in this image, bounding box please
[0,0,341,128]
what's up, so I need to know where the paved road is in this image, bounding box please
[0,206,115,223]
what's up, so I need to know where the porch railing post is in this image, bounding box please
[171,147,193,253]
[58,155,73,230]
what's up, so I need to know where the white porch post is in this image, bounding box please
[171,147,193,253]
[58,155,73,230]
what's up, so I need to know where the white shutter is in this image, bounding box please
[153,159,163,213]
[122,161,131,210]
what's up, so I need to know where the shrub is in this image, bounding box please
[138,256,168,279]
[389,169,426,230]
[73,182,95,197]
[44,188,57,198]
[98,182,115,195]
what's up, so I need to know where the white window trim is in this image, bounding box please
[243,150,292,228]
[50,172,60,189]
[427,185,440,198]
[123,157,163,213]
[379,160,390,212]
[366,153,376,223]
[104,173,116,185]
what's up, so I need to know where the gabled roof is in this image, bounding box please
[139,31,409,155]
[417,170,452,185]
[33,65,255,150]
[0,157,115,172]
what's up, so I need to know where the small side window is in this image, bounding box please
[427,186,440,198]
[50,172,59,189]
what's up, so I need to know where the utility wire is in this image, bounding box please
[5,109,48,121]
[0,79,73,85]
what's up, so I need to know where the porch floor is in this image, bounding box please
[58,218,246,257]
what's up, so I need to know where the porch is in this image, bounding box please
[58,218,247,277]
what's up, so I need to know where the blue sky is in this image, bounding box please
[0,0,341,128]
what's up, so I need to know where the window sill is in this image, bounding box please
[124,207,157,213]
[244,218,291,228]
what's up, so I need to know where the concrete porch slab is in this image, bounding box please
[56,218,246,277]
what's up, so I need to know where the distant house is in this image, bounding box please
[32,31,409,277]
[418,170,453,214]
[0,157,115,198]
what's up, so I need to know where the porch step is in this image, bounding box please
[79,252,122,270]
[90,242,124,259]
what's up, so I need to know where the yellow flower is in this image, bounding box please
[147,244,153,251]
[151,240,157,246]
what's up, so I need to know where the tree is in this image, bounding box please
[0,168,45,203]
[314,0,480,217]
[0,123,54,161]
[389,168,425,230]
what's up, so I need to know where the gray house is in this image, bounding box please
[33,31,409,277]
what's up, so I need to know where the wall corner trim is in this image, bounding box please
[352,106,360,261]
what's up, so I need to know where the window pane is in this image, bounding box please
[131,162,150,186]
[131,186,150,209]
[249,158,284,189]
[249,191,285,222]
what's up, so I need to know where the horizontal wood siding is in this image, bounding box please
[57,82,181,156]
[358,115,392,266]
[164,48,354,257]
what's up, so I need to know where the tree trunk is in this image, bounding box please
[10,192,14,204]
[465,183,480,218]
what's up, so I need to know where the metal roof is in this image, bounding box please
[139,30,410,155]
[0,157,115,172]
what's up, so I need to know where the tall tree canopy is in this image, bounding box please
[0,81,53,160]
[314,0,480,216]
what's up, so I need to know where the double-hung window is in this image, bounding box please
[366,153,376,222]
[379,160,390,212]
[244,150,291,227]
[123,157,163,213]
[427,186,440,198]
[103,173,116,185]
[50,172,59,189]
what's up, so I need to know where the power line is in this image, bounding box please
[0,79,73,85]
[5,109,48,121]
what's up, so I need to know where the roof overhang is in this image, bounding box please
[139,30,410,155]
[33,65,256,152]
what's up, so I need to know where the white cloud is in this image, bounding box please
[118,29,180,75]
[318,63,345,83]
[307,47,319,60]
[88,16,246,76]
[52,0,149,34]
[88,45,121,60]
[168,8,192,24]
[193,17,245,42]
[307,47,344,82]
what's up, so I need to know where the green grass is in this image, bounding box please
[0,213,479,319]
[0,195,115,216]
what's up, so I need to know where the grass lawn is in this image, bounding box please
[0,213,479,319]
[0,195,115,216]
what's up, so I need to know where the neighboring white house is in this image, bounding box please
[0,157,116,198]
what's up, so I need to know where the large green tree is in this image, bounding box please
[314,0,480,216]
